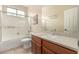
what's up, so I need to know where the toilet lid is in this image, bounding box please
[21,38,31,42]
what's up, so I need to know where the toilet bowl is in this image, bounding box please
[21,38,31,49]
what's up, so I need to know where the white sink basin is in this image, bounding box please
[42,34,57,39]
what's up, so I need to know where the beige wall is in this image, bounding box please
[28,6,42,32]
[42,5,77,32]
[0,5,2,11]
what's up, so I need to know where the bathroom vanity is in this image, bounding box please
[31,33,77,54]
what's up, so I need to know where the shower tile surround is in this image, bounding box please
[1,14,29,41]
[0,5,29,42]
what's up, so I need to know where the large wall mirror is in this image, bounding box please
[42,6,79,34]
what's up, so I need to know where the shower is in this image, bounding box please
[0,6,32,42]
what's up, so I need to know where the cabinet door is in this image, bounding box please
[32,35,42,54]
[32,41,36,54]
[73,7,78,32]
[42,47,55,54]
[32,42,41,54]
[64,10,69,32]
[35,43,41,54]
[64,7,78,32]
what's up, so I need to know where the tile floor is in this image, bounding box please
[1,47,32,54]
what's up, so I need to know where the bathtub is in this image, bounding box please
[0,37,31,53]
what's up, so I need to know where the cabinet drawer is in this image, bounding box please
[43,40,77,54]
[32,35,41,45]
[42,47,55,54]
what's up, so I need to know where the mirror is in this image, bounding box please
[42,6,79,33]
[41,6,79,39]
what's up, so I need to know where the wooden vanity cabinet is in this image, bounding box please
[42,40,77,54]
[32,35,77,54]
[42,46,56,54]
[32,35,42,54]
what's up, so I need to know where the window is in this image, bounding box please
[7,8,25,17]
[17,10,25,15]
[17,10,25,17]
[7,8,16,16]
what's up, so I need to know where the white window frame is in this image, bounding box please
[7,8,17,16]
[7,7,25,17]
[17,10,25,17]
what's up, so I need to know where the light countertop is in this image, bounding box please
[31,32,78,52]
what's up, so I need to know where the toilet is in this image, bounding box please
[21,38,31,49]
